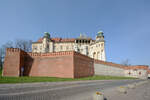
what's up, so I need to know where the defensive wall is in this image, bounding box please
[3,48,149,79]
[94,60,125,77]
[3,48,94,78]
[94,59,149,79]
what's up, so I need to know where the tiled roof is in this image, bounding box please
[37,38,43,42]
[94,59,149,70]
[124,65,149,70]
[36,38,75,43]
[94,59,126,69]
[51,38,75,42]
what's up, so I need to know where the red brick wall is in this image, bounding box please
[24,53,74,78]
[74,52,94,78]
[3,48,21,77]
[3,48,94,78]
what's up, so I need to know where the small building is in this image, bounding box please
[148,69,150,79]
[124,65,149,79]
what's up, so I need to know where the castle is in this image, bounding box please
[2,32,150,79]
[32,31,106,61]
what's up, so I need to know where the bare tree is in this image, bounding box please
[0,41,14,68]
[14,39,32,52]
[0,39,32,69]
[121,59,131,66]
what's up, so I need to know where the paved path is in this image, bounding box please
[0,80,144,100]
[104,80,150,100]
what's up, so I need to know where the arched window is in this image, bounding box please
[93,52,96,59]
[97,52,100,59]
[60,45,63,50]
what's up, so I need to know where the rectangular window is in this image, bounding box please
[101,43,104,47]
[66,46,69,50]
[60,45,63,50]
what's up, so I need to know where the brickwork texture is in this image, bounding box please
[3,48,94,78]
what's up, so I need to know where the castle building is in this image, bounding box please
[32,31,106,61]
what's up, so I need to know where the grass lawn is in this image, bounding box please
[0,74,136,84]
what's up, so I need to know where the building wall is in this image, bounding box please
[3,48,94,78]
[89,42,106,61]
[74,52,94,78]
[3,48,149,79]
[23,52,74,78]
[3,48,21,77]
[94,59,149,79]
[32,34,106,61]
[124,69,148,79]
[53,42,74,52]
[94,62,124,77]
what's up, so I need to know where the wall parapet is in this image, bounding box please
[94,59,149,71]
[124,65,149,70]
[94,59,126,69]
[74,52,94,61]
[24,51,75,57]
[6,48,21,52]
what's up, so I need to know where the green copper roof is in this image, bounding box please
[44,32,50,38]
[97,31,104,37]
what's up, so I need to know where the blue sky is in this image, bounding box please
[0,0,150,66]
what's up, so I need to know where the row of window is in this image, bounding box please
[91,43,104,49]
[54,45,74,51]
[128,72,142,75]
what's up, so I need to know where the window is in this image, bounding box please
[47,44,49,49]
[128,72,131,75]
[40,46,42,50]
[60,45,63,50]
[101,43,104,47]
[66,46,69,50]
[34,46,37,50]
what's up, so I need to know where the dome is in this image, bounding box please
[97,31,104,37]
[44,32,50,38]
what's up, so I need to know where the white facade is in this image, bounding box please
[124,69,148,79]
[32,32,106,61]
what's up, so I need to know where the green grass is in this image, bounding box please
[0,75,136,84]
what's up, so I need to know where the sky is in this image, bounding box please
[0,0,150,66]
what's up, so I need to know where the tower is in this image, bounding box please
[90,31,106,61]
[42,32,50,53]
[96,31,106,61]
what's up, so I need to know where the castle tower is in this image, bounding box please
[90,31,106,61]
[96,31,106,61]
[42,32,50,53]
